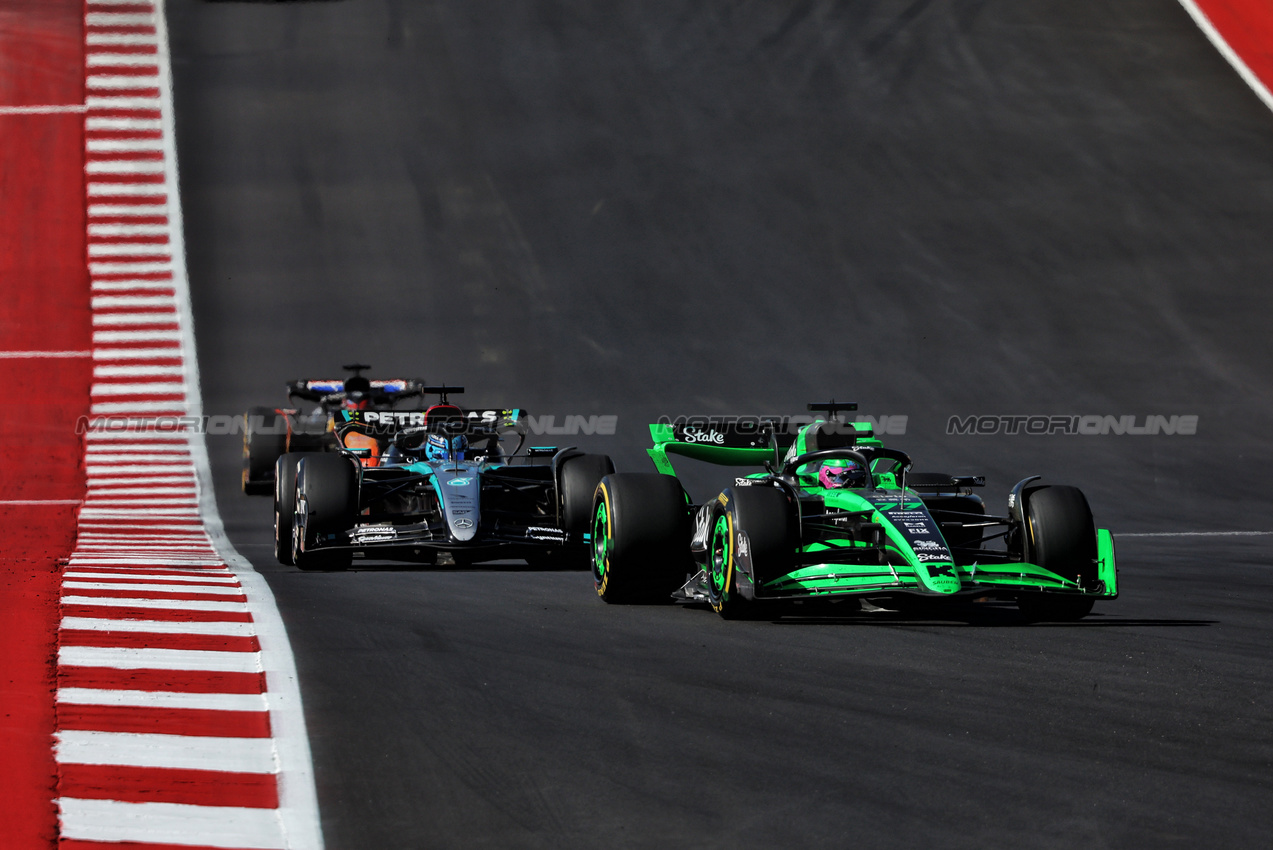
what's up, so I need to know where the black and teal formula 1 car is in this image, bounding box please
[589,404,1117,621]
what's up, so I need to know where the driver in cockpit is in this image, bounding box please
[818,458,868,489]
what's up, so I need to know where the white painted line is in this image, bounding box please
[63,581,243,596]
[0,104,86,115]
[86,160,166,174]
[76,510,204,520]
[58,647,261,673]
[93,361,182,374]
[92,300,177,313]
[89,222,168,235]
[88,206,168,219]
[91,345,182,359]
[77,520,204,528]
[86,34,159,46]
[67,558,226,568]
[1178,0,1273,114]
[0,499,81,505]
[57,798,286,850]
[91,281,175,292]
[58,597,244,613]
[86,465,195,475]
[61,617,253,636]
[87,77,161,91]
[56,731,275,773]
[90,403,188,415]
[1119,531,1273,537]
[59,688,266,712]
[86,444,193,453]
[86,13,156,27]
[88,186,168,199]
[92,330,182,343]
[86,432,191,441]
[91,382,186,396]
[89,243,172,257]
[88,0,160,6]
[0,350,91,358]
[81,487,198,497]
[86,55,160,69]
[64,574,236,586]
[90,259,172,273]
[86,97,163,111]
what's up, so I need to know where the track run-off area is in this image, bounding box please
[2,0,1273,848]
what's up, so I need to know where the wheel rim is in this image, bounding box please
[592,501,610,581]
[709,513,731,598]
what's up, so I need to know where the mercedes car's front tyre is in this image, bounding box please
[292,454,357,572]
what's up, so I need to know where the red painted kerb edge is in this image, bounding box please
[0,1,91,847]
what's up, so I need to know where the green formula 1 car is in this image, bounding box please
[589,403,1116,621]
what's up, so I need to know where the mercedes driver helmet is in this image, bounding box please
[425,432,468,462]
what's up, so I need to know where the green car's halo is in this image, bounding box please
[589,404,1116,622]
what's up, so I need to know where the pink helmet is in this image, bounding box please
[819,460,865,489]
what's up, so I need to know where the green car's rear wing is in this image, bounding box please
[647,420,878,476]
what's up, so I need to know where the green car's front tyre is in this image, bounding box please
[591,473,689,603]
[706,486,797,620]
[1017,484,1099,622]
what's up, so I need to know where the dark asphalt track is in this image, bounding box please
[168,1,1273,847]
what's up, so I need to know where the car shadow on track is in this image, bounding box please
[741,603,1217,628]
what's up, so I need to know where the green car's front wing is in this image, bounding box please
[743,529,1117,601]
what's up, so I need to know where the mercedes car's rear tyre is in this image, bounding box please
[292,453,357,571]
[559,452,615,567]
[242,406,286,494]
[591,473,690,603]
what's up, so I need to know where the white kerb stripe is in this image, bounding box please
[88,222,169,235]
[62,581,242,596]
[59,596,246,613]
[85,160,166,174]
[61,617,253,635]
[59,688,267,712]
[86,13,157,26]
[91,301,178,313]
[91,382,188,394]
[57,798,286,850]
[56,731,275,773]
[57,646,261,673]
[86,55,161,68]
[87,77,162,91]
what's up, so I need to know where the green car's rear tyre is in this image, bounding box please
[242,406,286,494]
[292,454,357,572]
[1018,484,1098,621]
[707,486,797,620]
[591,473,689,603]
